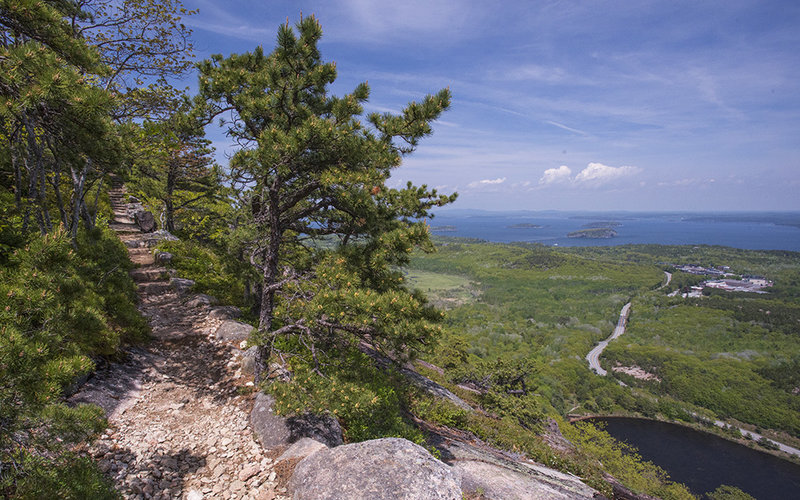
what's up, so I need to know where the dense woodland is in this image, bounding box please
[0,2,793,499]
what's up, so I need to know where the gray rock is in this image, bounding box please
[276,437,327,464]
[214,320,253,342]
[455,460,594,499]
[240,347,258,375]
[170,277,195,295]
[130,267,169,283]
[439,439,596,500]
[250,393,343,449]
[268,362,292,382]
[185,294,218,308]
[155,251,173,264]
[134,210,156,232]
[289,438,461,500]
[139,282,170,295]
[208,306,242,320]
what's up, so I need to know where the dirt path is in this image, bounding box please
[71,183,285,500]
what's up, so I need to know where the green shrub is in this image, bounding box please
[0,227,146,498]
[266,351,426,445]
[409,394,470,428]
[156,239,249,311]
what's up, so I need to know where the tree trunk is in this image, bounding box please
[254,183,283,384]
[165,161,176,232]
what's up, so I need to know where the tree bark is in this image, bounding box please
[254,180,283,383]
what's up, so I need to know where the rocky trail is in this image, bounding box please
[69,180,601,500]
[70,182,286,500]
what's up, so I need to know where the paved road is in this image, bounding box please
[584,270,800,457]
[709,418,800,457]
[587,272,671,375]
[586,302,631,375]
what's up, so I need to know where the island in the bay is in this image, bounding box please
[582,221,622,229]
[567,227,618,239]
[430,225,458,232]
[508,223,543,229]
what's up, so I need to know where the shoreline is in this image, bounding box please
[568,413,800,464]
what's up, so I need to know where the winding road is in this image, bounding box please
[585,302,631,375]
[584,271,800,457]
[586,272,672,375]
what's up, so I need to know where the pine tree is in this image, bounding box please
[132,101,222,234]
[197,17,456,380]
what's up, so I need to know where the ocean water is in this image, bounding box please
[427,211,800,251]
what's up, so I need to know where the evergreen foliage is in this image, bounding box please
[0,227,146,496]
[130,102,224,235]
[0,1,193,495]
[195,17,456,380]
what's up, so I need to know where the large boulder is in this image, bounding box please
[288,437,462,500]
[213,320,253,342]
[250,393,343,449]
[134,210,156,232]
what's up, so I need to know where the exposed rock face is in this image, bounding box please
[433,437,597,500]
[134,209,156,232]
[250,393,343,449]
[456,460,590,499]
[214,320,254,342]
[289,438,462,500]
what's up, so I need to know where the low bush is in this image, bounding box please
[0,226,146,497]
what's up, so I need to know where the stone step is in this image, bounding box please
[130,267,172,283]
[138,282,172,295]
[122,238,163,249]
[109,222,141,233]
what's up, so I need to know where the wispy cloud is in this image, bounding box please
[545,120,590,136]
[467,177,506,188]
[504,64,567,83]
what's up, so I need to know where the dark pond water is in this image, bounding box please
[589,417,800,499]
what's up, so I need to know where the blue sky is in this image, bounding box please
[182,0,800,211]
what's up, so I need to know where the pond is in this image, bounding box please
[589,417,800,499]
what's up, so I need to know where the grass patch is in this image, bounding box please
[404,268,478,307]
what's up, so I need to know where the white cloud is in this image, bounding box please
[539,165,572,185]
[574,162,640,185]
[467,177,506,188]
